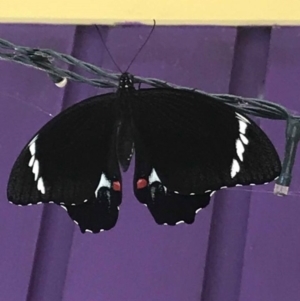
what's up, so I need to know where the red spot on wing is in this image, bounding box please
[137,179,148,189]
[113,181,121,191]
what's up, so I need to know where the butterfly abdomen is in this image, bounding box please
[116,118,134,172]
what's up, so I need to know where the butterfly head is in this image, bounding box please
[118,72,135,91]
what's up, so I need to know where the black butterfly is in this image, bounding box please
[7,72,281,233]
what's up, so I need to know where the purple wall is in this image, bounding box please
[0,24,299,301]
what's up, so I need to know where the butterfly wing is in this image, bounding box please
[63,197,119,234]
[64,127,121,233]
[64,125,121,233]
[131,88,281,197]
[133,134,212,225]
[7,93,122,214]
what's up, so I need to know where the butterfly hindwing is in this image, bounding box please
[7,93,122,209]
[134,177,212,226]
[63,189,120,234]
[131,88,281,195]
[133,130,212,225]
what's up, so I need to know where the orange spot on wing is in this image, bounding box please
[137,179,148,189]
[113,181,121,191]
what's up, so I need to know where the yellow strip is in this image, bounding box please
[1,0,300,25]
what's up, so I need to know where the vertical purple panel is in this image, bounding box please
[0,25,76,301]
[201,27,273,301]
[26,26,110,301]
[62,26,236,301]
[239,27,300,301]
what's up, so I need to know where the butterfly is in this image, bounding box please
[7,72,282,233]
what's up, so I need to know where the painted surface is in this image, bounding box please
[1,0,300,25]
[0,24,299,301]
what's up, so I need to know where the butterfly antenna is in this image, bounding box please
[125,19,156,72]
[95,25,122,73]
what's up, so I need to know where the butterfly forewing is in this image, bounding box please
[130,88,281,195]
[7,93,122,208]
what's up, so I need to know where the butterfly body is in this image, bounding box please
[114,74,135,171]
[7,72,281,233]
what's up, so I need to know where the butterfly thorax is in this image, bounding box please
[117,72,135,92]
[115,72,136,172]
[116,72,135,112]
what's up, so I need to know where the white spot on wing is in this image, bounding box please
[95,173,111,197]
[32,160,39,181]
[240,133,249,145]
[28,156,35,167]
[236,112,250,124]
[149,168,161,184]
[176,220,184,225]
[29,142,36,156]
[29,135,38,146]
[28,135,46,196]
[230,159,240,178]
[37,177,45,194]
[195,208,202,214]
[236,139,245,161]
[238,120,247,135]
